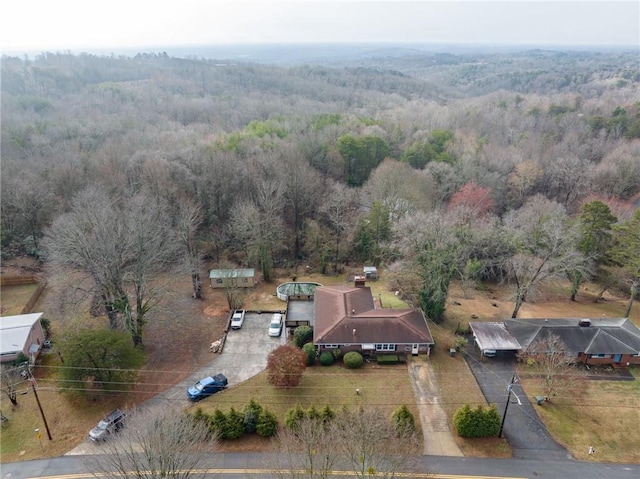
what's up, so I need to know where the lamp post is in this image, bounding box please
[498,374,521,438]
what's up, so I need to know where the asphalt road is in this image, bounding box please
[464,348,571,460]
[3,452,639,479]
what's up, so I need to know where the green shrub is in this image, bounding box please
[284,404,306,430]
[256,409,278,437]
[320,405,336,424]
[302,342,317,366]
[332,348,343,359]
[209,409,227,438]
[306,405,320,420]
[452,336,467,350]
[391,405,416,436]
[376,354,399,364]
[319,350,335,366]
[343,351,364,369]
[453,404,501,437]
[243,399,263,433]
[225,407,245,439]
[293,325,313,348]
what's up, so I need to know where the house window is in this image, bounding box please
[375,344,396,352]
[216,279,223,284]
[324,344,339,349]
[590,353,611,359]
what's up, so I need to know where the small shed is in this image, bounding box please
[363,266,378,280]
[0,312,45,364]
[209,269,256,288]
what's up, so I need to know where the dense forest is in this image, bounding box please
[2,48,639,343]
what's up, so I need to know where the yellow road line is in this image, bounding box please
[29,471,526,479]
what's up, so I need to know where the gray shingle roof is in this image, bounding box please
[504,318,640,355]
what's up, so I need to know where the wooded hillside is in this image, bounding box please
[2,49,639,337]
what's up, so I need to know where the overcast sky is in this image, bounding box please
[1,1,638,54]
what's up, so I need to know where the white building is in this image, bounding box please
[0,313,45,364]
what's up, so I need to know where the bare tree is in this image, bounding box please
[177,199,204,299]
[44,187,180,347]
[363,159,436,222]
[502,195,589,318]
[517,333,584,401]
[542,155,593,210]
[320,182,358,273]
[230,179,285,282]
[88,409,218,479]
[272,408,422,479]
[0,365,27,407]
[277,145,323,259]
[0,172,55,255]
[332,408,421,479]
[272,416,340,479]
[216,262,248,311]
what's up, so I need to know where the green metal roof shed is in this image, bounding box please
[209,269,256,288]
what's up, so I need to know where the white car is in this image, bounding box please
[268,313,283,337]
[230,310,245,329]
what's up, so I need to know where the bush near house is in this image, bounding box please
[293,325,313,348]
[302,343,317,366]
[377,354,399,365]
[319,350,335,365]
[343,351,364,369]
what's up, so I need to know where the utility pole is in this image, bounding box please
[30,376,53,440]
[498,374,519,438]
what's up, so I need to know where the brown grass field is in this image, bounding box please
[1,262,639,463]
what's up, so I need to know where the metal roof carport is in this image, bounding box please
[469,322,522,356]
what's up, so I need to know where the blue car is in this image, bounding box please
[187,373,228,401]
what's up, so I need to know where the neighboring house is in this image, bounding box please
[313,279,433,356]
[0,312,45,364]
[208,269,255,288]
[470,318,640,367]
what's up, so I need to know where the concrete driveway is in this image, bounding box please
[464,347,572,460]
[67,311,285,455]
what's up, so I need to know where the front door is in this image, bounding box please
[412,344,419,355]
[614,354,622,363]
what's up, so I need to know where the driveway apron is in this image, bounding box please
[464,349,572,460]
